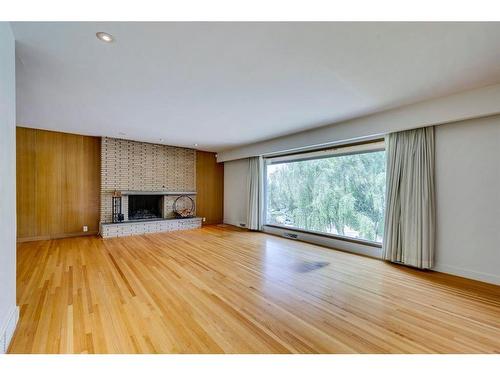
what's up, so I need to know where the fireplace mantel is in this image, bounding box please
[119,191,197,196]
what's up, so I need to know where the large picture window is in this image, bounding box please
[264,142,386,244]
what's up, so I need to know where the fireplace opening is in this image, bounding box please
[128,195,163,221]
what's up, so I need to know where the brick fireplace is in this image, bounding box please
[99,137,202,238]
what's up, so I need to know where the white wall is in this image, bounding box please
[0,22,18,353]
[223,159,249,228]
[434,115,500,285]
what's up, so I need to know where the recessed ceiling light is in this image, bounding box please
[96,32,114,43]
[194,143,198,147]
[160,138,165,142]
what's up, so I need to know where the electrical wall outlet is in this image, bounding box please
[83,225,88,232]
[202,217,206,222]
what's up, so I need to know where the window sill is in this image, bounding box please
[263,224,382,248]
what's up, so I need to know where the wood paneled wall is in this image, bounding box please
[196,151,224,225]
[16,127,222,239]
[16,127,101,241]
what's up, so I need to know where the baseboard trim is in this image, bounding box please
[17,231,98,243]
[223,220,248,229]
[0,306,19,354]
[433,264,500,286]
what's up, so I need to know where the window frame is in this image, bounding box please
[262,139,385,248]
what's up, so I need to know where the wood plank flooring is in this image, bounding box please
[8,225,500,353]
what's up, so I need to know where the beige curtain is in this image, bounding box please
[246,156,261,230]
[383,126,435,269]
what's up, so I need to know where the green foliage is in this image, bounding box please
[266,151,386,242]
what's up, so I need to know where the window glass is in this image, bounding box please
[265,147,386,243]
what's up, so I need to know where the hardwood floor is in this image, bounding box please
[9,225,500,353]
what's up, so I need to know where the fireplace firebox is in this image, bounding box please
[128,195,163,221]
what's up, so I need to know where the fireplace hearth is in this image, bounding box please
[128,195,163,221]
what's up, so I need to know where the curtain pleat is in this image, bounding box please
[382,127,435,269]
[247,156,261,230]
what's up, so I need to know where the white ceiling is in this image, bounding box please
[12,22,500,152]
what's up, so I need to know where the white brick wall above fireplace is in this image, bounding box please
[100,137,196,224]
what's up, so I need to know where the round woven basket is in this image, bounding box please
[173,195,195,218]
